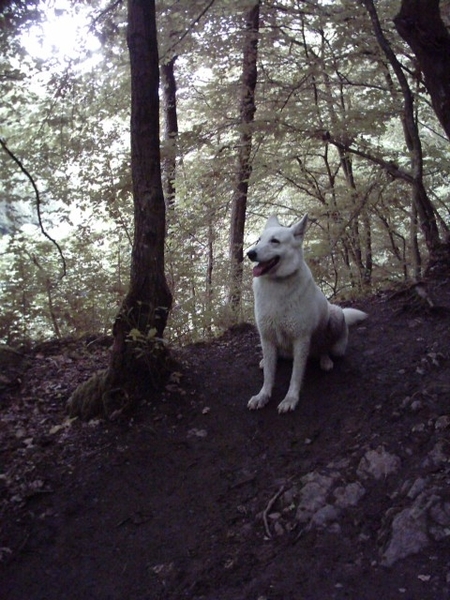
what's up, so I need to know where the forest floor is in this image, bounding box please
[2,269,450,600]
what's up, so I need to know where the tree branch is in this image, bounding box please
[161,0,217,61]
[0,138,67,277]
[320,132,414,185]
[90,0,123,29]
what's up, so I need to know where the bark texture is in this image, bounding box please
[68,0,172,419]
[362,0,441,254]
[228,1,260,313]
[161,56,178,209]
[394,0,450,141]
[113,0,172,364]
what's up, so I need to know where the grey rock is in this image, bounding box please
[310,504,340,528]
[423,440,448,467]
[434,415,450,431]
[357,446,401,480]
[333,482,366,508]
[406,477,428,500]
[381,506,429,567]
[430,500,450,527]
[295,472,338,523]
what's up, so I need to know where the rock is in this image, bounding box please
[294,470,365,532]
[273,520,285,536]
[423,440,448,467]
[333,482,366,508]
[406,477,427,500]
[429,500,450,540]
[310,504,340,528]
[435,415,450,430]
[430,501,450,527]
[381,491,441,567]
[410,400,423,412]
[357,447,401,480]
[295,472,338,523]
[381,506,429,567]
[187,428,208,438]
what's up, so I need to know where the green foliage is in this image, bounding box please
[1,0,449,345]
[0,227,129,342]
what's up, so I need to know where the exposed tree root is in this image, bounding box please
[67,364,138,420]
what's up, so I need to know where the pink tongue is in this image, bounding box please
[253,264,265,277]
[253,258,277,277]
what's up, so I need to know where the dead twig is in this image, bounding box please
[263,484,285,539]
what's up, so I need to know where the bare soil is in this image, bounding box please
[2,274,450,600]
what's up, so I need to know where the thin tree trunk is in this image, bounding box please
[375,206,409,279]
[317,28,371,289]
[362,210,373,286]
[228,1,260,314]
[410,202,422,279]
[361,0,441,254]
[205,219,214,336]
[44,278,61,339]
[161,56,178,209]
[382,64,426,278]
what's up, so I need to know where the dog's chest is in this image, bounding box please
[253,278,314,340]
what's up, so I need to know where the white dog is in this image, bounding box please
[246,214,367,414]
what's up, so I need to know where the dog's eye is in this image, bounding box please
[271,238,280,245]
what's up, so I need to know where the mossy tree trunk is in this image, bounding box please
[68,0,172,420]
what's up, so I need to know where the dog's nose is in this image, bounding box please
[247,249,257,262]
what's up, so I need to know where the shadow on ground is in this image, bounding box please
[2,275,450,599]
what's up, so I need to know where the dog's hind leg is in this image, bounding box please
[248,339,277,410]
[278,339,309,413]
[330,325,349,358]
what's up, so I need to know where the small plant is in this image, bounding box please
[126,326,166,362]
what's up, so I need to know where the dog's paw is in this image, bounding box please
[320,354,334,371]
[248,393,270,410]
[277,395,299,413]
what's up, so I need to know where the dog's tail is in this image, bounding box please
[343,308,368,327]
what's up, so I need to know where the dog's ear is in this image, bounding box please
[265,215,281,229]
[291,214,308,238]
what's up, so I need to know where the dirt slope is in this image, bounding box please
[1,276,450,600]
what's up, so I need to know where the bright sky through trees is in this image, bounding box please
[2,0,450,344]
[21,0,101,63]
[10,1,108,241]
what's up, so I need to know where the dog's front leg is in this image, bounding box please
[277,340,309,413]
[248,339,277,410]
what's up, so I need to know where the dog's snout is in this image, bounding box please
[247,249,258,262]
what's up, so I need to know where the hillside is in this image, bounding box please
[1,272,450,600]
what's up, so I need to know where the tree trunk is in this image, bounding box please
[410,201,422,279]
[205,219,214,337]
[394,0,450,141]
[228,1,260,315]
[361,0,441,255]
[161,56,178,209]
[362,210,373,286]
[68,0,172,420]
